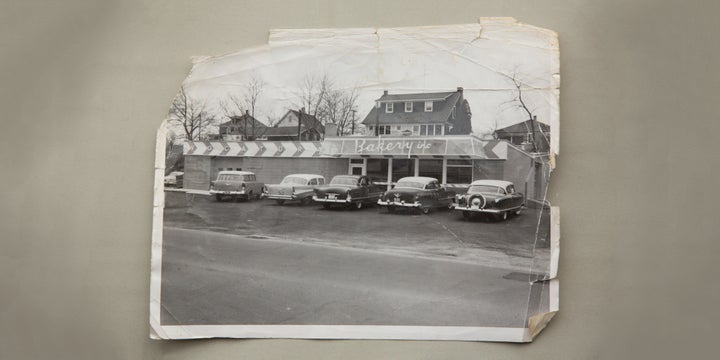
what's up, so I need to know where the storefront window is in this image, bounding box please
[446,159,473,184]
[418,159,443,180]
[366,159,389,185]
[391,159,415,182]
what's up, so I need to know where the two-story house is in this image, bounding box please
[494,118,550,153]
[361,88,472,136]
[264,109,325,141]
[216,111,268,141]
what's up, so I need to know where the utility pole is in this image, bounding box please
[297,108,304,140]
[350,109,356,135]
[530,115,538,152]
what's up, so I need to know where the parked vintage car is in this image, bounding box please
[163,171,184,187]
[312,175,383,209]
[209,170,264,201]
[451,180,524,220]
[263,174,326,205]
[377,176,455,214]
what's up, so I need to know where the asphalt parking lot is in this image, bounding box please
[163,191,550,272]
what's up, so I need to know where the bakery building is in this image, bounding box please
[181,89,550,205]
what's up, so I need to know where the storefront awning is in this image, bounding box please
[183,136,508,159]
[319,136,507,159]
[184,141,325,157]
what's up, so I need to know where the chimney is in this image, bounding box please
[324,123,338,138]
[383,90,388,96]
[456,87,463,92]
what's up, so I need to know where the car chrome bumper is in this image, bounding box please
[209,190,246,195]
[450,204,520,213]
[263,194,296,200]
[312,195,350,203]
[377,200,422,208]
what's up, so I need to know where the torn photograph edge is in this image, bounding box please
[149,18,560,342]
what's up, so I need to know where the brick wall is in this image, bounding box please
[503,146,550,203]
[183,155,212,190]
[472,160,504,182]
[204,157,349,187]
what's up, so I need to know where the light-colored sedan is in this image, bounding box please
[263,174,326,205]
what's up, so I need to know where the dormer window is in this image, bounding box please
[424,101,433,112]
[404,102,413,112]
[385,102,393,113]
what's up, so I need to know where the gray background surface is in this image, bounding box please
[1,0,718,358]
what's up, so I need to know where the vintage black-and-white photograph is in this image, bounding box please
[151,19,559,342]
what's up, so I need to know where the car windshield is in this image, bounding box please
[469,185,504,194]
[281,176,307,185]
[395,181,425,189]
[330,177,357,185]
[217,174,243,181]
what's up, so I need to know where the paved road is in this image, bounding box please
[161,227,550,327]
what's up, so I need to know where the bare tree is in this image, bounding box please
[501,72,550,152]
[169,86,216,141]
[294,73,331,121]
[218,76,267,140]
[293,73,360,137]
[323,87,359,135]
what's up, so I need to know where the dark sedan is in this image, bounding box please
[451,180,524,220]
[377,176,455,214]
[312,175,383,209]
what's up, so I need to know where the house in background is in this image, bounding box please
[264,109,324,141]
[494,118,550,153]
[216,111,268,141]
[361,88,472,136]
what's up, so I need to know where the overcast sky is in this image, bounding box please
[174,19,559,141]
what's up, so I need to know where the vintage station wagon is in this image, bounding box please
[263,174,326,205]
[209,170,264,201]
[377,176,455,214]
[451,180,524,220]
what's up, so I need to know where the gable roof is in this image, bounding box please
[218,114,268,131]
[377,91,456,102]
[494,119,550,136]
[361,91,462,125]
[288,110,324,130]
[264,110,324,137]
[263,126,319,137]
